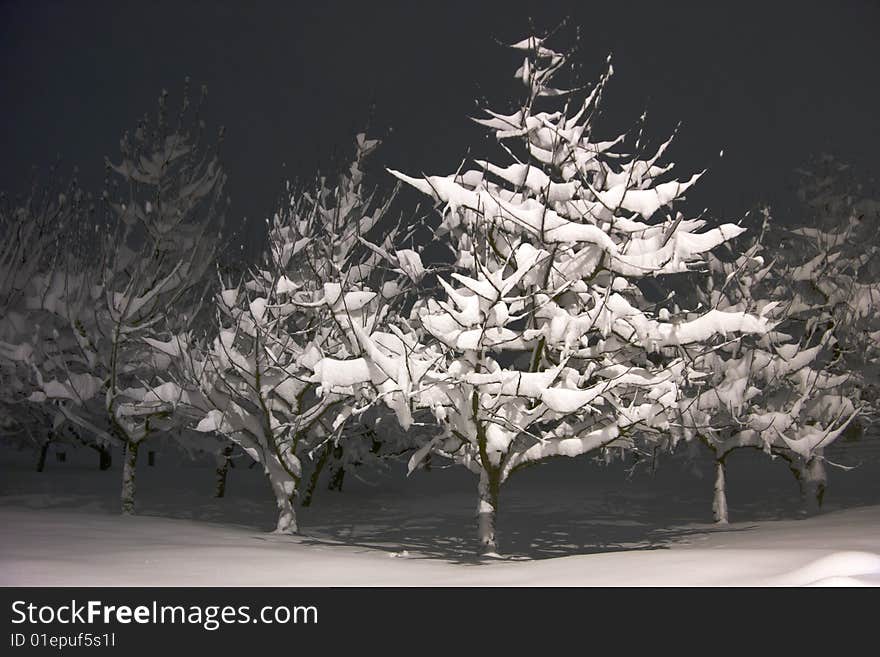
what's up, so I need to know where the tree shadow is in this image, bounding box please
[295,522,754,564]
[292,488,762,563]
[3,448,878,564]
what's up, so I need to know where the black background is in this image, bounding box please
[2,0,879,255]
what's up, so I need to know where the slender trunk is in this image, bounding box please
[121,440,140,515]
[327,444,346,492]
[802,457,827,515]
[327,465,345,492]
[98,445,112,471]
[214,443,234,499]
[36,441,50,473]
[713,457,729,525]
[477,469,500,556]
[301,444,330,508]
[789,456,826,516]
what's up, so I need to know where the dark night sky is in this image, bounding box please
[2,0,879,254]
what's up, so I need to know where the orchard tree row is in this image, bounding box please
[1,34,878,555]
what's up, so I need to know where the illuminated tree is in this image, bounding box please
[319,34,773,555]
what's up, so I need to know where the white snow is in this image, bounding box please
[3,499,879,587]
[2,450,878,586]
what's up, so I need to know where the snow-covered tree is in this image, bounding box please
[788,157,880,425]
[317,35,775,555]
[675,159,880,523]
[191,134,418,533]
[673,209,860,522]
[0,173,102,469]
[3,86,228,513]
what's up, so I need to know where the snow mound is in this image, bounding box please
[781,551,880,586]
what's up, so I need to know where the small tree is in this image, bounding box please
[191,134,417,533]
[674,209,859,522]
[789,157,880,426]
[7,85,227,514]
[0,173,102,469]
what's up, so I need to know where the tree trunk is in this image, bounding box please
[271,480,298,534]
[301,444,330,508]
[477,470,500,556]
[327,444,346,492]
[327,465,346,492]
[121,440,140,515]
[214,443,234,499]
[98,445,112,471]
[802,457,827,515]
[36,441,50,473]
[713,457,729,524]
[265,456,298,534]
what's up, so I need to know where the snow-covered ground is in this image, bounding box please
[2,444,879,586]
